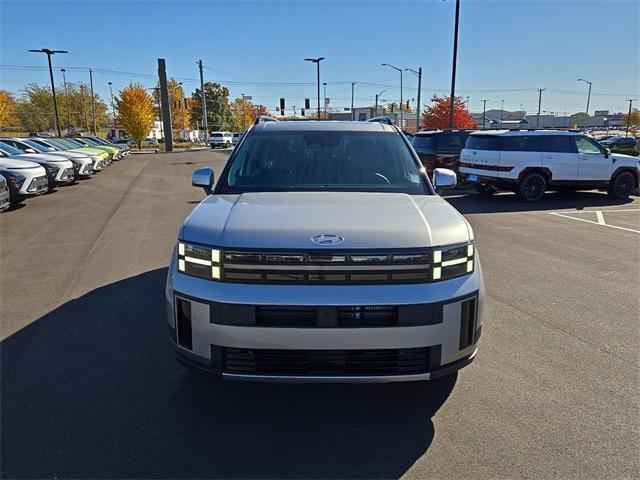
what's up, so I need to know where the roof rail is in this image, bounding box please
[366,116,394,125]
[254,116,279,125]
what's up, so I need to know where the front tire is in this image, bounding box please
[607,171,636,199]
[517,172,547,202]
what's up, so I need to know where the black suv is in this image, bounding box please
[411,130,473,177]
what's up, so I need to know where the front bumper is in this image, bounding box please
[0,188,10,210]
[166,252,485,382]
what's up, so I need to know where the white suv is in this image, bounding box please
[459,130,639,202]
[209,132,233,149]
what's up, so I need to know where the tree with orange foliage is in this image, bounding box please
[0,90,19,129]
[421,95,477,129]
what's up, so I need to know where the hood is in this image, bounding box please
[611,152,640,165]
[181,192,471,249]
[46,150,90,160]
[0,157,42,169]
[16,153,71,164]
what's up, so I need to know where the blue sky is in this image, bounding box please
[1,0,638,115]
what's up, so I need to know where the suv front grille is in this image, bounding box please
[217,346,434,376]
[27,175,48,193]
[222,249,432,284]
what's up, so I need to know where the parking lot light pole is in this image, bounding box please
[382,64,403,128]
[29,48,68,137]
[406,68,422,132]
[481,99,488,129]
[448,0,461,128]
[375,90,385,116]
[61,68,71,130]
[304,57,324,120]
[577,78,592,120]
[178,82,186,134]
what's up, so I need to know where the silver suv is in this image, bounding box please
[166,120,485,382]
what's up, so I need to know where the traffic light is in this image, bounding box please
[280,98,285,115]
[305,98,310,110]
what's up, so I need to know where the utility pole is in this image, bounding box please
[80,84,89,131]
[29,48,67,137]
[382,64,403,128]
[198,60,208,142]
[108,82,116,131]
[157,58,173,151]
[536,88,545,128]
[89,68,97,135]
[501,99,505,122]
[406,68,422,132]
[304,57,324,120]
[625,99,635,137]
[61,68,71,130]
[449,0,461,128]
[351,82,355,121]
[323,82,327,115]
[178,81,186,135]
[482,99,488,129]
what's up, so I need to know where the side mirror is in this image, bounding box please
[192,167,214,195]
[604,147,611,158]
[433,168,457,192]
[25,148,37,153]
[47,147,56,152]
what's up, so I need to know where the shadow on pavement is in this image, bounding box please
[445,190,634,214]
[1,268,456,479]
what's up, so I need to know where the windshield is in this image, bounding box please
[0,141,24,156]
[60,138,84,148]
[21,139,50,153]
[218,131,429,194]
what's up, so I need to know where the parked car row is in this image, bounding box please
[0,135,130,211]
[408,128,639,201]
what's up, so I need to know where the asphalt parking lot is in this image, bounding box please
[1,150,638,479]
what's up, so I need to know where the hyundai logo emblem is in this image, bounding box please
[311,234,345,246]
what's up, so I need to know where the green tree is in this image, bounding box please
[116,84,154,150]
[15,83,109,133]
[190,82,231,131]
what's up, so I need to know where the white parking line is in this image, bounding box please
[549,210,640,234]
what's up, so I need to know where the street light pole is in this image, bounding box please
[29,48,68,137]
[375,90,385,117]
[406,68,422,132]
[501,99,505,122]
[178,81,186,134]
[382,63,403,128]
[577,78,592,126]
[61,68,72,131]
[448,0,461,128]
[304,57,324,120]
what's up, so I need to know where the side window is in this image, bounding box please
[502,136,531,152]
[540,136,575,153]
[574,137,602,154]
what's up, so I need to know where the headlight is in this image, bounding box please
[177,241,221,280]
[432,242,474,281]
[6,173,26,189]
